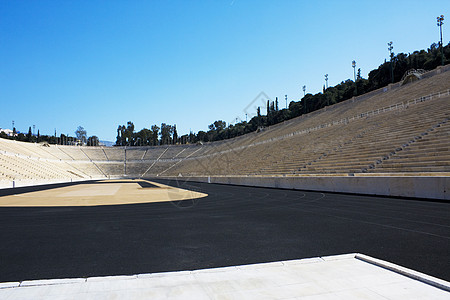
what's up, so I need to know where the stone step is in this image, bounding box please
[369,166,450,172]
[377,160,450,168]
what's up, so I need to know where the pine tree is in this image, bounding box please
[27,127,32,142]
[173,125,178,145]
[116,126,122,146]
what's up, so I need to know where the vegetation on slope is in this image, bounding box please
[115,42,450,146]
[2,43,449,146]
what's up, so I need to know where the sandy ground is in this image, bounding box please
[0,179,208,207]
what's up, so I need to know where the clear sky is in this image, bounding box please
[1,0,448,142]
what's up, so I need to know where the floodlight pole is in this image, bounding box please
[388,41,394,83]
[302,85,307,113]
[352,60,356,82]
[124,146,127,176]
[352,60,357,95]
[437,15,445,66]
[324,74,328,89]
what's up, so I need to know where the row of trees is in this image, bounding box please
[0,125,99,146]
[115,122,179,146]
[3,43,447,147]
[119,42,449,146]
[192,42,450,143]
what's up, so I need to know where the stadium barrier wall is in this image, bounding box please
[1,174,447,200]
[0,176,113,190]
[155,175,449,200]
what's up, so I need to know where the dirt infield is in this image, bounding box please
[0,179,207,207]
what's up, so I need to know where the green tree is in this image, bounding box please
[124,121,135,145]
[173,125,178,144]
[197,130,207,142]
[188,131,195,143]
[208,120,226,131]
[136,128,152,146]
[75,126,87,144]
[160,123,173,145]
[115,125,125,146]
[27,127,32,142]
[87,136,99,146]
[151,125,160,145]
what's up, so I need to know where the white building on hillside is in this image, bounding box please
[0,128,15,136]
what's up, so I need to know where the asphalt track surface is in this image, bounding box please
[0,179,449,283]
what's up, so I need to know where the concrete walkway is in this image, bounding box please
[1,254,448,299]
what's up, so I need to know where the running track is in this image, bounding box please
[0,179,449,282]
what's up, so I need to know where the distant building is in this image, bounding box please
[0,128,15,137]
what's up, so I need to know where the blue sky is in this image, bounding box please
[0,0,448,142]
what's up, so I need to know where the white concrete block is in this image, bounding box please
[2,253,449,299]
[321,253,357,261]
[86,275,137,282]
[192,265,237,273]
[282,257,324,265]
[166,283,210,299]
[20,278,86,287]
[236,261,284,270]
[367,281,450,299]
[0,281,20,289]
[137,270,192,278]
[137,272,197,288]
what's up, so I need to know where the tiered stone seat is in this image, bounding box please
[141,147,168,160]
[96,162,124,177]
[40,145,76,160]
[0,139,108,181]
[65,161,106,178]
[124,162,152,176]
[82,147,108,161]
[103,148,125,161]
[56,146,90,161]
[162,71,450,176]
[0,153,87,180]
[143,160,179,176]
[159,146,189,159]
[0,68,449,184]
[370,118,450,173]
[173,145,204,159]
[125,148,147,160]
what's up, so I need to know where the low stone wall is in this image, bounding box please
[2,175,447,200]
[154,175,449,200]
[0,176,112,190]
